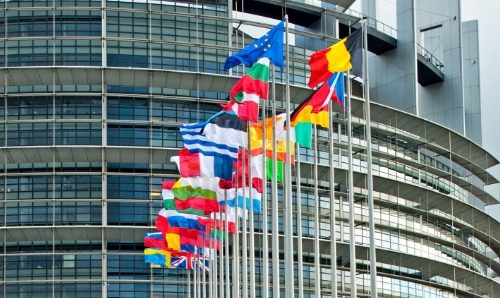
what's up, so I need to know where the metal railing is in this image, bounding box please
[417,43,445,70]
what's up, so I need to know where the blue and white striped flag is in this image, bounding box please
[179,111,248,161]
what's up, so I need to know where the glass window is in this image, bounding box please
[108,97,148,120]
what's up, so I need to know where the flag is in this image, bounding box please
[171,177,226,214]
[144,232,167,250]
[162,181,206,216]
[144,248,171,267]
[222,57,270,122]
[308,28,362,88]
[156,209,205,232]
[221,187,262,213]
[266,157,284,183]
[170,148,233,180]
[291,72,345,148]
[179,111,248,161]
[224,21,284,70]
[198,210,237,234]
[171,255,194,270]
[233,150,264,193]
[249,114,295,161]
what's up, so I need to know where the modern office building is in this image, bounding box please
[1,0,499,297]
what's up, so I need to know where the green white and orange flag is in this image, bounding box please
[222,57,270,122]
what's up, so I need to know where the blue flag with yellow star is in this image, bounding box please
[224,21,284,70]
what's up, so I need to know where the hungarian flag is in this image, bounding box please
[170,148,233,181]
[222,57,270,122]
[308,28,362,88]
[291,72,345,148]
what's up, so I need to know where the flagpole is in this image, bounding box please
[346,68,357,297]
[219,208,224,298]
[188,265,192,298]
[271,64,280,298]
[283,14,295,298]
[194,246,198,298]
[233,167,240,298]
[202,238,207,298]
[261,88,269,298]
[224,190,231,298]
[241,142,248,298]
[362,19,378,298]
[248,132,256,298]
[328,100,337,297]
[296,142,304,298]
[212,214,218,298]
[313,124,321,298]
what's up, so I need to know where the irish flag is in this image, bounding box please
[222,57,270,122]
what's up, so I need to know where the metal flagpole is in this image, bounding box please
[219,208,224,298]
[195,246,199,298]
[224,190,231,298]
[248,132,256,298]
[188,266,192,298]
[362,19,378,298]
[346,68,357,297]
[241,141,248,298]
[202,239,206,298]
[283,14,295,298]
[328,100,337,297]
[233,166,240,298]
[271,65,280,298]
[209,222,213,298]
[313,124,321,298]
[261,85,269,298]
[212,214,218,298]
[296,142,304,298]
[193,251,197,298]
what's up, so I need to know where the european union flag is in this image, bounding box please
[224,21,284,70]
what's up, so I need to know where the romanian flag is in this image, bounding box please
[307,28,362,88]
[291,72,345,148]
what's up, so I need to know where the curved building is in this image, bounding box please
[1,0,499,297]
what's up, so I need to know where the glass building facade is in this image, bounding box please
[0,0,499,297]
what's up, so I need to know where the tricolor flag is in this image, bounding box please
[222,57,270,122]
[170,177,226,214]
[162,181,206,216]
[291,72,345,148]
[170,148,233,181]
[156,209,205,232]
[179,111,248,161]
[308,28,362,88]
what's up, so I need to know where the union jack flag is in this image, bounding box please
[171,255,193,270]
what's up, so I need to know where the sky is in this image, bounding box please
[461,0,500,219]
